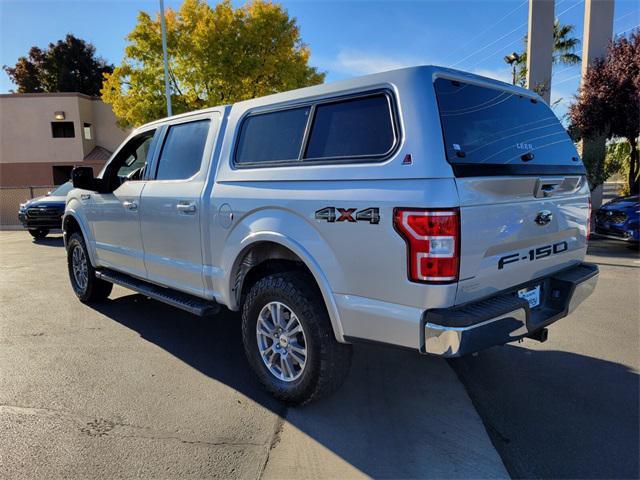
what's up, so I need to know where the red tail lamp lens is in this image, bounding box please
[394,208,460,283]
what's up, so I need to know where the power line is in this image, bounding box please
[448,20,528,68]
[554,73,581,86]
[556,1,583,19]
[613,11,637,25]
[553,64,579,77]
[468,1,587,75]
[450,0,593,78]
[553,20,639,83]
[466,34,524,71]
[443,0,527,65]
[616,23,640,36]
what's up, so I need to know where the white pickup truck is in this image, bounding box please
[64,66,598,404]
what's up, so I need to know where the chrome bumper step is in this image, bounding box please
[422,262,599,357]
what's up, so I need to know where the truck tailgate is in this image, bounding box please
[455,175,589,305]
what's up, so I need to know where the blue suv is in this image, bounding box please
[595,194,640,243]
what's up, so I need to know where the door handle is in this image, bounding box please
[123,200,138,211]
[534,177,564,198]
[176,202,197,214]
[540,183,560,196]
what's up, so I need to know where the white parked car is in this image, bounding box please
[64,66,598,404]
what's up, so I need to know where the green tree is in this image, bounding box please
[512,20,581,89]
[3,35,113,96]
[103,0,325,127]
[605,140,633,195]
[569,31,640,194]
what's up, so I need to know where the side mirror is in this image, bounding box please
[72,166,100,191]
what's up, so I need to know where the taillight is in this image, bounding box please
[393,208,460,283]
[587,197,592,240]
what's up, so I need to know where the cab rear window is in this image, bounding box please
[434,78,585,176]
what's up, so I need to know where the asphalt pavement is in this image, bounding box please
[0,229,637,479]
[450,237,640,479]
[0,231,506,479]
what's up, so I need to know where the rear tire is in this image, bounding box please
[67,232,112,302]
[29,228,49,239]
[242,271,352,405]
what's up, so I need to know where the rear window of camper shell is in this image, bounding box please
[434,77,585,176]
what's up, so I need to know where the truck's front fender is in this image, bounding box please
[63,197,97,267]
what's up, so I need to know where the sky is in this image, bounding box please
[0,0,638,120]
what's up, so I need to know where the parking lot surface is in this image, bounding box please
[1,231,637,479]
[0,231,506,479]
[452,237,640,479]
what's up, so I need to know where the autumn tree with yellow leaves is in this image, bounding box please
[102,0,325,127]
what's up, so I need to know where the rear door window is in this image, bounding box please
[155,120,210,180]
[434,78,584,176]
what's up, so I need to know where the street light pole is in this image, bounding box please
[504,52,521,85]
[159,0,172,117]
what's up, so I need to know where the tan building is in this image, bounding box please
[0,93,129,187]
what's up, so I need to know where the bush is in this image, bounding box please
[606,140,635,195]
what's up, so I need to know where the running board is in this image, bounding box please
[96,269,220,317]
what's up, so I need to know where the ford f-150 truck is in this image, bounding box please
[64,66,598,404]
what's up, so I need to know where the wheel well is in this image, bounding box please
[63,215,82,243]
[234,241,318,307]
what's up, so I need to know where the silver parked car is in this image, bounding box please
[63,66,598,404]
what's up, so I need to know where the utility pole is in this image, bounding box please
[579,0,615,210]
[526,0,554,103]
[581,0,614,80]
[159,0,172,117]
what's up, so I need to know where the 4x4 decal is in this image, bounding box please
[315,207,380,224]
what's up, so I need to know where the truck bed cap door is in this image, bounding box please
[433,77,590,305]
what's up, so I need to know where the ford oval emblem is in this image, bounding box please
[535,210,553,225]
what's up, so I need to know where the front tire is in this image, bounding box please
[242,271,352,405]
[29,228,49,239]
[67,232,112,302]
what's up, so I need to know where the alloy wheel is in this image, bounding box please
[72,245,89,291]
[256,301,308,382]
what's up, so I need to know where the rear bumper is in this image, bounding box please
[422,262,599,357]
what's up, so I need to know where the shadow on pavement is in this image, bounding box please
[90,291,639,478]
[450,345,640,479]
[587,237,639,267]
[33,235,64,247]
[91,293,506,479]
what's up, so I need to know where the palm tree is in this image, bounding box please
[512,20,581,87]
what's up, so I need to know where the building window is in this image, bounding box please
[51,122,75,138]
[83,123,92,140]
[52,165,74,185]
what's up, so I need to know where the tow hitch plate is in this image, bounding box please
[518,285,541,309]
